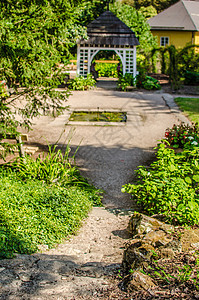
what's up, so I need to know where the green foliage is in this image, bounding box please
[134,0,178,13]
[178,48,199,75]
[142,76,161,90]
[122,142,199,225]
[69,111,127,122]
[0,144,102,258]
[0,173,99,258]
[175,98,199,124]
[139,5,157,19]
[68,74,96,90]
[11,144,91,187]
[164,123,199,149]
[121,0,135,7]
[151,45,199,90]
[76,0,108,26]
[117,73,135,91]
[136,73,161,90]
[0,81,9,98]
[0,0,88,151]
[110,2,157,54]
[184,71,199,86]
[95,63,118,78]
[118,72,161,91]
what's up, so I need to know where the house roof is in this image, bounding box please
[148,0,199,31]
[79,11,140,47]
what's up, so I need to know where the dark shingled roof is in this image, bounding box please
[79,11,140,46]
[148,0,199,31]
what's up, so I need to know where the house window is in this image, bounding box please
[160,37,169,46]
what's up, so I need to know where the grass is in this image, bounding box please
[175,97,199,123]
[0,146,102,259]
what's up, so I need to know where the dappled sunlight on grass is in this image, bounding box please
[175,97,199,123]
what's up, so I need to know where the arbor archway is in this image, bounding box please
[77,10,139,79]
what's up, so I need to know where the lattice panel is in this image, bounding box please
[125,50,134,74]
[77,47,137,78]
[79,49,88,77]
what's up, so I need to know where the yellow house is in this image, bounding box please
[148,0,199,49]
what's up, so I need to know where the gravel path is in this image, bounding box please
[0,84,189,299]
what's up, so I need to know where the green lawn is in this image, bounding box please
[175,97,199,123]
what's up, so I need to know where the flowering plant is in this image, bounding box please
[0,81,9,98]
[164,122,199,149]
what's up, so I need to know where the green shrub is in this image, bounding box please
[164,122,199,149]
[122,143,199,226]
[95,63,118,78]
[184,71,199,85]
[11,144,90,187]
[179,48,199,75]
[118,73,135,91]
[136,73,161,90]
[68,74,96,90]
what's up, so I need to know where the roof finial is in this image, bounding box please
[107,0,110,11]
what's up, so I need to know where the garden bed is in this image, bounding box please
[69,111,127,122]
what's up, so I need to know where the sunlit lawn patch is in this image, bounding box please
[175,97,199,123]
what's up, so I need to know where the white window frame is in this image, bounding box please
[160,36,169,46]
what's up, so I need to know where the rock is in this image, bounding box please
[127,212,168,237]
[143,230,172,247]
[191,242,199,250]
[123,213,181,272]
[122,240,155,271]
[159,223,174,233]
[127,270,156,291]
[159,248,175,259]
[166,237,182,252]
[181,228,199,251]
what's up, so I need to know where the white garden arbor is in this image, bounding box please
[77,10,140,78]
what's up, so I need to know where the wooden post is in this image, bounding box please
[77,44,80,76]
[16,135,25,158]
[133,46,137,81]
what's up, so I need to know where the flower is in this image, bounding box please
[191,141,198,146]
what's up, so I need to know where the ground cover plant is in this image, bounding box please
[68,74,96,91]
[122,123,199,226]
[117,72,161,91]
[69,111,127,122]
[175,97,199,124]
[136,72,161,90]
[0,146,102,259]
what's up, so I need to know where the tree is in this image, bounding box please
[139,5,157,19]
[110,2,157,54]
[77,0,111,26]
[132,0,178,13]
[0,0,87,154]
